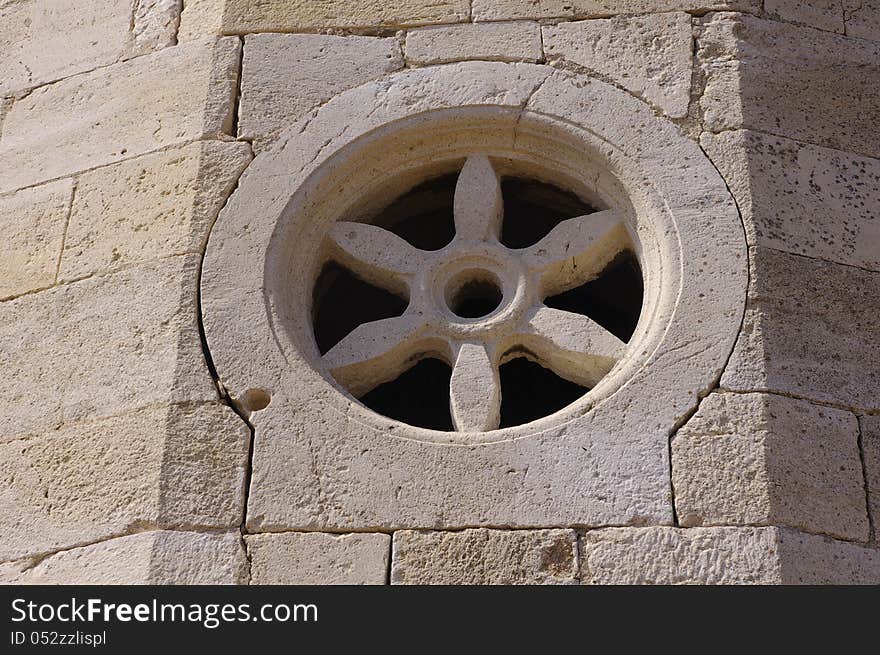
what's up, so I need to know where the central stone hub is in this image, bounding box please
[445,269,504,319]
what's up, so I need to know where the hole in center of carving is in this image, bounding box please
[445,271,503,319]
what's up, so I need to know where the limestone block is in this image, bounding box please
[0,179,73,299]
[472,1,760,21]
[543,13,693,118]
[0,0,132,96]
[777,529,880,584]
[1,255,216,440]
[405,22,542,66]
[0,403,248,561]
[699,13,880,158]
[766,0,845,34]
[247,532,390,584]
[582,527,780,584]
[178,0,225,41]
[239,34,403,147]
[845,1,880,41]
[672,392,868,541]
[721,247,880,412]
[0,38,240,194]
[702,130,880,272]
[391,529,578,584]
[221,0,470,32]
[131,0,183,57]
[582,527,880,584]
[2,531,247,584]
[60,141,252,282]
[860,416,880,538]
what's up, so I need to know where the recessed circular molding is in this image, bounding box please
[201,62,746,530]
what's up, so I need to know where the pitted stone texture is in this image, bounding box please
[543,13,692,118]
[582,527,780,584]
[1,255,216,440]
[702,130,880,272]
[247,533,390,585]
[472,0,760,20]
[391,529,578,584]
[778,530,880,584]
[722,248,880,412]
[1,531,247,585]
[0,179,73,299]
[766,0,845,34]
[239,34,403,148]
[861,416,880,540]
[0,0,131,96]
[178,0,224,41]
[406,22,542,66]
[60,141,252,282]
[699,13,880,159]
[0,38,239,194]
[221,0,470,32]
[845,1,880,41]
[672,392,868,541]
[582,527,880,584]
[0,403,248,561]
[131,0,183,57]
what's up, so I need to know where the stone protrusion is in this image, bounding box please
[405,22,543,66]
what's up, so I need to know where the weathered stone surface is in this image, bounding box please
[0,97,10,138]
[131,0,183,57]
[472,0,760,21]
[60,141,252,282]
[222,0,470,32]
[247,532,390,584]
[406,22,542,66]
[582,527,880,584]
[582,527,780,584]
[178,0,224,41]
[0,179,73,299]
[543,13,693,118]
[672,392,868,541]
[0,0,132,96]
[0,38,239,194]
[722,247,880,412]
[702,130,880,272]
[845,1,880,41]
[239,34,403,146]
[1,255,216,440]
[2,531,247,584]
[766,0,845,34]
[699,13,880,158]
[860,415,880,540]
[0,403,248,561]
[391,529,578,584]
[777,529,880,584]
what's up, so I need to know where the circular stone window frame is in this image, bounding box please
[202,62,746,530]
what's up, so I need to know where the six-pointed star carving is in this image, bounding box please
[320,155,631,432]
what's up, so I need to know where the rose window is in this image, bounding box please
[311,155,642,432]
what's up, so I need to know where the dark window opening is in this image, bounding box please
[371,174,457,251]
[312,263,408,355]
[499,357,589,429]
[500,178,597,249]
[544,251,643,343]
[359,358,454,431]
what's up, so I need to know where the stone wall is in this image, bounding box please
[1,0,878,584]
